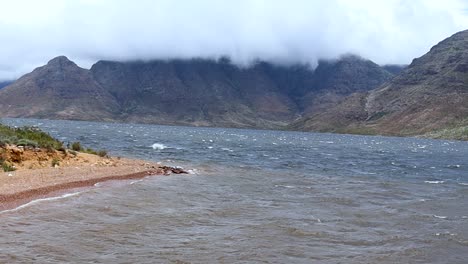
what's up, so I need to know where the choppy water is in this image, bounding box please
[1,118,467,263]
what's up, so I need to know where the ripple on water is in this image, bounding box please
[0,118,467,263]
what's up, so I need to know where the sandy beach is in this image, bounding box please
[0,150,185,211]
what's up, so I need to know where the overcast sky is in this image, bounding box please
[1,0,467,80]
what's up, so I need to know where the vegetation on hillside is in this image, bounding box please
[0,123,108,171]
[423,125,468,141]
[0,124,63,149]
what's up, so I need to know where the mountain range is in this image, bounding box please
[0,30,466,140]
[0,54,392,128]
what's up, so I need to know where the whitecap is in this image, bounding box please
[458,183,468,186]
[433,215,448,219]
[274,185,295,189]
[187,169,198,175]
[151,143,168,150]
[221,148,233,152]
[424,180,445,184]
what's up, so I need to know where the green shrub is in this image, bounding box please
[71,142,82,151]
[0,136,16,147]
[84,148,97,155]
[16,139,39,148]
[0,124,109,157]
[97,150,108,157]
[2,162,16,172]
[70,142,107,157]
[0,124,62,149]
[57,146,66,152]
[68,150,77,156]
[51,158,60,167]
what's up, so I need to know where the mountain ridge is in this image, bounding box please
[290,30,468,140]
[0,55,392,129]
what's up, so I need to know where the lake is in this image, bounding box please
[0,118,467,263]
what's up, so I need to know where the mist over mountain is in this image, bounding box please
[290,30,468,139]
[381,65,407,75]
[0,55,393,129]
[1,0,467,80]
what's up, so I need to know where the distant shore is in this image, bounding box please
[0,150,186,212]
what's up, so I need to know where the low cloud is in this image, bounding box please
[0,0,467,80]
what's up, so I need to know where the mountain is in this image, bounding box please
[291,30,468,139]
[90,59,300,128]
[0,56,119,120]
[0,55,391,128]
[0,81,13,89]
[381,65,407,75]
[298,55,393,114]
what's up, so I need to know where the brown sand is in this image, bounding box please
[0,149,185,211]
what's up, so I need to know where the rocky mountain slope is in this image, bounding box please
[291,30,468,139]
[0,55,392,128]
[0,56,119,120]
[90,59,299,127]
[298,55,393,114]
[0,81,13,89]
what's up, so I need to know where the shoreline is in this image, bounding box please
[0,168,177,212]
[0,149,187,212]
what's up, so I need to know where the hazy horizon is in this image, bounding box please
[1,0,467,80]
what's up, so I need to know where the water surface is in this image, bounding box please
[0,118,467,263]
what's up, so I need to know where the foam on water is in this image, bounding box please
[274,184,295,188]
[433,215,448,219]
[0,191,83,214]
[130,179,144,185]
[424,180,445,184]
[151,143,168,150]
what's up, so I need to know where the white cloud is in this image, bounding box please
[0,0,467,80]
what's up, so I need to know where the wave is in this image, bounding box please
[424,180,444,184]
[130,179,144,185]
[433,215,448,219]
[187,169,198,174]
[0,191,83,214]
[151,143,168,150]
[275,184,295,188]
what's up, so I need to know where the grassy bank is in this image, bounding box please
[423,126,468,141]
[0,124,62,149]
[0,123,107,171]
